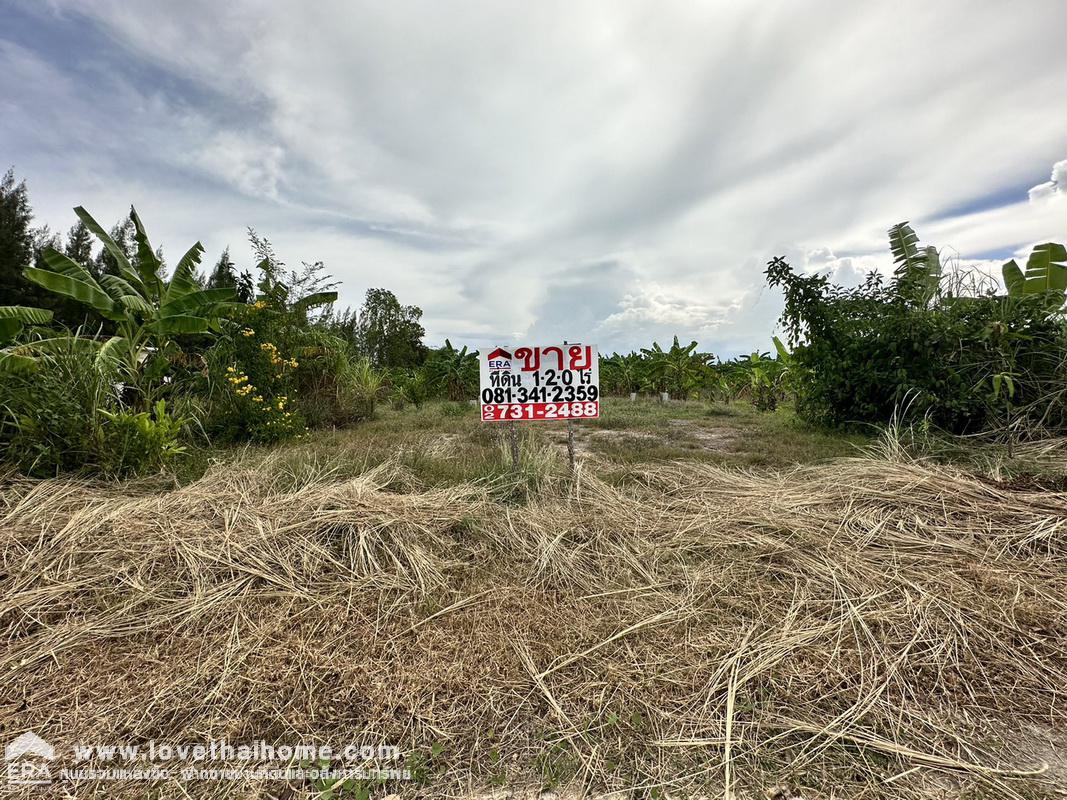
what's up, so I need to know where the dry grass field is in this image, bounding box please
[2,399,1066,799]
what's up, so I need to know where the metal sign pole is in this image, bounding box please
[508,421,520,472]
[566,418,576,472]
[564,339,577,473]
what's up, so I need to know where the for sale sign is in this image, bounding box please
[479,344,599,422]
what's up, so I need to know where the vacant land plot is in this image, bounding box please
[2,401,1065,799]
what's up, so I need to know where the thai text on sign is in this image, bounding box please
[479,344,600,421]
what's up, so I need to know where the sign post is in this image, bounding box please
[508,422,520,472]
[479,344,599,471]
[563,339,576,472]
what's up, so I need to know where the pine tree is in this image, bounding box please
[0,168,39,306]
[65,219,95,275]
[94,217,135,278]
[207,247,253,303]
[206,247,237,290]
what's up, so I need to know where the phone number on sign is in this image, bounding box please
[481,402,600,421]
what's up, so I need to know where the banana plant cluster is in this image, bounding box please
[601,340,794,408]
[424,339,479,400]
[1002,242,1067,310]
[23,205,240,398]
[888,221,942,307]
[639,337,713,397]
[0,305,54,373]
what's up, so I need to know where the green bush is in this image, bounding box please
[0,337,191,476]
[766,254,1067,433]
[203,302,384,440]
[293,340,381,427]
[0,336,112,475]
[98,400,187,477]
[200,301,301,441]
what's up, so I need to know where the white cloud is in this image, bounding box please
[6,1,1067,355]
[196,132,285,200]
[1029,159,1067,203]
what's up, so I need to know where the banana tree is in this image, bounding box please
[24,205,239,401]
[1002,242,1067,310]
[738,351,783,411]
[603,352,643,396]
[426,339,478,400]
[772,335,800,404]
[0,306,54,373]
[638,342,670,395]
[643,337,708,399]
[888,221,942,307]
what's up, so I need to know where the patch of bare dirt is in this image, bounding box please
[666,419,741,450]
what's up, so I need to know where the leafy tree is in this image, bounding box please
[766,233,1067,432]
[355,288,427,368]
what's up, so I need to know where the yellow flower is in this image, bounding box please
[241,328,255,337]
[253,300,268,310]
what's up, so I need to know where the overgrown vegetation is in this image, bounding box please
[767,223,1067,444]
[0,176,480,476]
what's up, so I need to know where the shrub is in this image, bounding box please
[98,400,187,477]
[0,336,190,476]
[766,250,1067,434]
[0,336,114,475]
[203,301,384,439]
[291,336,379,427]
[392,368,429,409]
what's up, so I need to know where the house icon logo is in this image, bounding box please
[486,347,512,371]
[5,731,54,786]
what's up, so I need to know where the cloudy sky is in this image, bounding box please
[3,1,1066,356]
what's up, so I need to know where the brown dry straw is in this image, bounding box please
[1,451,1065,798]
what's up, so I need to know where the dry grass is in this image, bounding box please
[1,444,1066,799]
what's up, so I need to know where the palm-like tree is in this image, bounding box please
[25,205,239,401]
[642,337,710,398]
[427,339,478,400]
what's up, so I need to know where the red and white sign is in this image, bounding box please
[479,344,599,422]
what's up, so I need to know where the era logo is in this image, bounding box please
[486,347,512,371]
[5,731,54,786]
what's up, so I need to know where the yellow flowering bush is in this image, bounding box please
[207,304,306,442]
